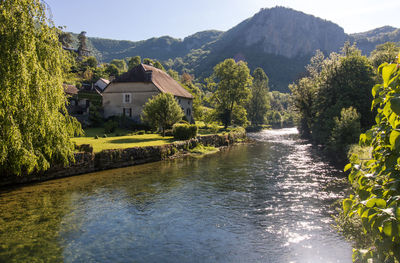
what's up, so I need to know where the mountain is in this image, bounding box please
[70,30,223,62]
[71,7,399,92]
[182,7,348,91]
[349,26,400,54]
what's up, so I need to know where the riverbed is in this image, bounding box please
[0,128,352,262]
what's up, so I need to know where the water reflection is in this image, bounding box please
[0,128,351,262]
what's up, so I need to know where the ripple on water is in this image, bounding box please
[0,128,352,263]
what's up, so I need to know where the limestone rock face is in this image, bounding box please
[229,7,347,58]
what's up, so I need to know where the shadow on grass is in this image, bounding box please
[109,138,174,144]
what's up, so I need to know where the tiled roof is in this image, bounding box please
[63,84,78,95]
[113,64,193,99]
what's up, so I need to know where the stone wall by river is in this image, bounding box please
[0,132,246,187]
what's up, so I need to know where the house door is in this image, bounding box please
[123,108,132,117]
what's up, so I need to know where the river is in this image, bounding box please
[0,128,352,262]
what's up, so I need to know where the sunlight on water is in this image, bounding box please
[0,128,352,262]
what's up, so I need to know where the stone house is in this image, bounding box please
[102,64,194,122]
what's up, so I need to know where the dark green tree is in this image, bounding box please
[369,42,400,68]
[77,31,88,58]
[57,26,73,48]
[128,56,141,70]
[0,0,82,176]
[142,93,184,136]
[247,68,270,126]
[143,58,165,71]
[105,64,119,77]
[291,47,375,148]
[211,59,252,128]
[80,56,98,70]
[110,59,127,73]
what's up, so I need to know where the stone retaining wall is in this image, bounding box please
[0,131,246,187]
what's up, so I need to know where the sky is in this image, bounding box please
[44,0,400,41]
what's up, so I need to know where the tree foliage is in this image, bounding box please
[343,57,400,262]
[110,59,127,73]
[128,56,141,70]
[290,45,375,151]
[328,107,361,155]
[211,59,252,127]
[247,68,270,126]
[77,31,88,58]
[0,0,82,175]
[141,93,184,136]
[370,42,400,69]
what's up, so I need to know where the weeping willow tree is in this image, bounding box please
[0,0,82,176]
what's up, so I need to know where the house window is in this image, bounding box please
[186,108,191,116]
[123,93,131,103]
[123,108,132,117]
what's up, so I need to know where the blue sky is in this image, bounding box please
[44,0,400,41]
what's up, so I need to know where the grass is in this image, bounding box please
[189,144,218,154]
[72,128,174,152]
[73,125,244,153]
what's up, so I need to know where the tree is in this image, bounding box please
[105,64,119,77]
[327,107,361,155]
[143,58,165,71]
[77,31,88,58]
[312,51,375,144]
[247,68,270,126]
[167,69,179,81]
[291,46,375,147]
[128,56,141,70]
[211,59,252,128]
[81,56,98,69]
[142,93,184,136]
[343,58,400,262]
[0,0,82,176]
[57,26,73,48]
[289,77,317,138]
[369,42,400,68]
[110,59,127,73]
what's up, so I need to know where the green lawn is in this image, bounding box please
[72,128,174,152]
[72,125,236,153]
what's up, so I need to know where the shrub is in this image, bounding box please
[328,107,361,155]
[164,129,174,136]
[104,120,118,133]
[94,135,99,139]
[102,134,107,138]
[173,123,198,140]
[137,130,145,135]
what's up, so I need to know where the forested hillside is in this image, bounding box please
[68,7,400,92]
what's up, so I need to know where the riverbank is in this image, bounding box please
[0,131,246,187]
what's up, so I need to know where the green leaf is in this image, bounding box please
[343,199,353,213]
[384,101,393,118]
[389,113,397,128]
[382,64,397,87]
[344,163,352,172]
[382,220,392,236]
[389,130,400,150]
[390,97,400,115]
[366,198,386,208]
[372,84,380,98]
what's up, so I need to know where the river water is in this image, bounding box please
[0,128,352,262]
